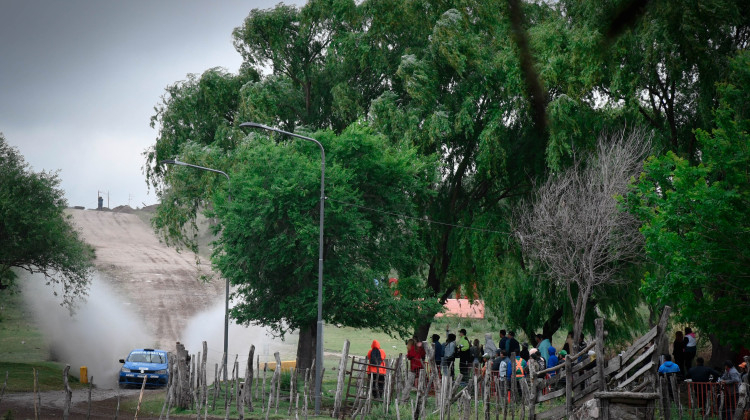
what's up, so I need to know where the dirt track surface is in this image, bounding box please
[1,389,158,419]
[67,208,224,349]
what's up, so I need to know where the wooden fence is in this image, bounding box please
[2,305,749,419]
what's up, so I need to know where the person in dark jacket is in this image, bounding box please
[520,342,530,361]
[687,357,721,382]
[432,334,444,366]
[506,331,521,355]
[687,357,722,411]
[673,331,685,376]
[498,330,508,354]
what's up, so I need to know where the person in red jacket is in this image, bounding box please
[407,338,425,375]
[367,340,386,398]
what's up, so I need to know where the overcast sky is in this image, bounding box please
[1,0,302,209]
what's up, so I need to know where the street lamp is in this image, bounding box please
[160,158,231,382]
[240,121,325,415]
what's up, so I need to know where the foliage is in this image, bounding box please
[625,51,750,348]
[587,0,750,157]
[517,129,651,347]
[144,68,255,253]
[210,124,441,340]
[0,134,94,308]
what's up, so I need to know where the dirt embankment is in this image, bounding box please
[67,208,224,347]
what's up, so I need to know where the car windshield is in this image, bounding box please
[129,352,165,363]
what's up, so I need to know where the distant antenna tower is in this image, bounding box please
[98,190,109,209]
[128,194,133,207]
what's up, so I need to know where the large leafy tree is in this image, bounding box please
[150,118,441,368]
[0,133,94,309]
[625,51,750,359]
[206,124,440,368]
[585,0,750,158]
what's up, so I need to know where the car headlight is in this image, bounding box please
[121,367,131,373]
[156,370,167,374]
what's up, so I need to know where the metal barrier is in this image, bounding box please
[686,381,741,418]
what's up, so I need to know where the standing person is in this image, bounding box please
[443,333,457,379]
[457,329,471,380]
[547,347,559,376]
[687,357,721,411]
[529,348,546,373]
[507,331,520,355]
[484,333,498,355]
[520,342,530,361]
[684,327,697,371]
[432,334,444,368]
[719,360,741,420]
[484,333,499,357]
[672,331,685,377]
[470,339,482,372]
[406,339,424,379]
[366,340,386,398]
[536,334,552,363]
[492,349,510,380]
[498,330,508,353]
[562,331,574,354]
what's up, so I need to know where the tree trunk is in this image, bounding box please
[541,307,564,340]
[296,321,317,372]
[708,334,737,368]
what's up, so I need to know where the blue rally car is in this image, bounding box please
[118,348,169,388]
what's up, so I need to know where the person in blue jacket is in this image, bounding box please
[658,354,682,374]
[547,346,559,376]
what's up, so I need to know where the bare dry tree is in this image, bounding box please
[516,128,651,350]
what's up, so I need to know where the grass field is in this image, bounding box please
[0,290,85,391]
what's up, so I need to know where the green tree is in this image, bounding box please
[144,68,255,253]
[155,124,441,369]
[588,0,750,158]
[0,134,94,309]
[625,51,750,359]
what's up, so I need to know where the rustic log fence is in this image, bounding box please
[2,309,749,419]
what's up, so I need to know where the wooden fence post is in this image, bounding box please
[175,342,193,409]
[241,344,255,418]
[565,355,573,418]
[135,374,147,419]
[333,339,350,418]
[595,318,606,392]
[62,365,72,420]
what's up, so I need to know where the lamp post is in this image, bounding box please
[160,158,231,382]
[240,121,325,415]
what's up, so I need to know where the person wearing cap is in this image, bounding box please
[432,334,444,367]
[457,328,471,379]
[739,361,747,382]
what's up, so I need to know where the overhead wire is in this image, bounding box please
[324,197,509,235]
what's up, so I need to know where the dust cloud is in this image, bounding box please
[21,271,298,388]
[21,271,153,389]
[180,300,298,372]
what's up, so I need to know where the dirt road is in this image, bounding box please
[67,208,224,349]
